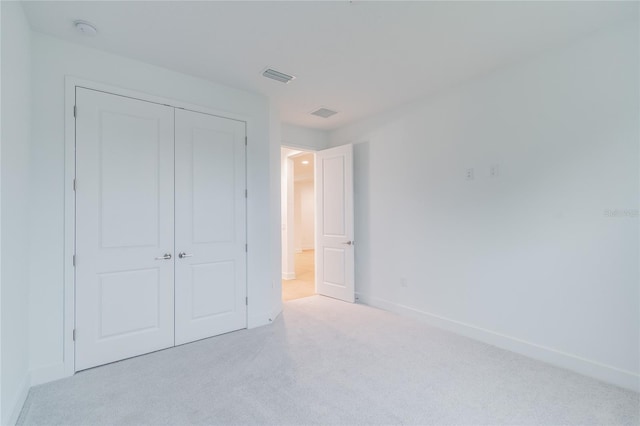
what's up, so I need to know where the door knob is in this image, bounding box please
[342,241,354,246]
[155,253,172,260]
[178,252,193,259]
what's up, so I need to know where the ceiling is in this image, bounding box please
[293,153,314,182]
[22,1,636,130]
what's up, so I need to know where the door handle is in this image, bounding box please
[155,253,172,260]
[342,241,354,246]
[178,252,193,259]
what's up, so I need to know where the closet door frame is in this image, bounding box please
[63,77,250,377]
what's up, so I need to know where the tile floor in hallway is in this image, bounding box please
[282,249,315,301]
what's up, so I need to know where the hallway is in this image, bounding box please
[282,250,315,302]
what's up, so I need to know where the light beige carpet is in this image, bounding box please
[18,296,639,425]
[282,249,315,301]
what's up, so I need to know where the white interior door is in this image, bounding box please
[174,109,247,345]
[315,144,355,302]
[75,88,175,371]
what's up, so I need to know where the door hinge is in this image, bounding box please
[245,297,248,306]
[73,178,77,191]
[72,329,76,341]
[73,105,77,118]
[245,189,248,198]
[72,254,76,266]
[245,243,248,252]
[245,136,247,146]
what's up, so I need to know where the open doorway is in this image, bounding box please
[281,147,316,302]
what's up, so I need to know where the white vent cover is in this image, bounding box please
[311,108,338,118]
[262,68,295,84]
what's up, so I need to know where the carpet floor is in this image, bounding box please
[18,296,639,425]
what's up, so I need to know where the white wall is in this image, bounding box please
[1,2,32,424]
[329,21,639,390]
[1,0,3,416]
[294,180,315,251]
[29,32,279,383]
[269,103,283,319]
[282,123,328,150]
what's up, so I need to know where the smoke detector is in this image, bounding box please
[262,68,296,84]
[311,107,338,119]
[74,20,97,36]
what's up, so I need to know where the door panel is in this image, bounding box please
[322,156,346,236]
[192,127,236,243]
[99,111,161,248]
[316,144,355,302]
[98,269,160,338]
[75,88,175,371]
[323,247,346,286]
[174,109,247,345]
[191,261,236,319]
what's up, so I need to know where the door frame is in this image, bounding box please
[63,77,251,376]
[280,145,317,294]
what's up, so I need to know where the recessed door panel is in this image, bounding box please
[100,112,160,248]
[192,128,235,244]
[191,261,236,319]
[99,268,160,338]
[322,156,346,237]
[175,109,247,345]
[75,88,175,371]
[323,248,346,287]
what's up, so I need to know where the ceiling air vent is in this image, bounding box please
[311,107,338,119]
[262,68,295,84]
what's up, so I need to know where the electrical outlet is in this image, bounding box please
[466,168,475,180]
[490,164,500,178]
[400,277,408,288]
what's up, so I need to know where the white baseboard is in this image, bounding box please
[5,373,30,426]
[282,272,295,280]
[3,363,71,425]
[30,363,67,387]
[270,305,283,323]
[249,300,285,330]
[248,311,272,329]
[356,293,640,392]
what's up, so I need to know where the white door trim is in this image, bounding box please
[280,145,317,288]
[281,154,296,280]
[64,76,251,377]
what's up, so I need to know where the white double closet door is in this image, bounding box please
[75,88,246,371]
